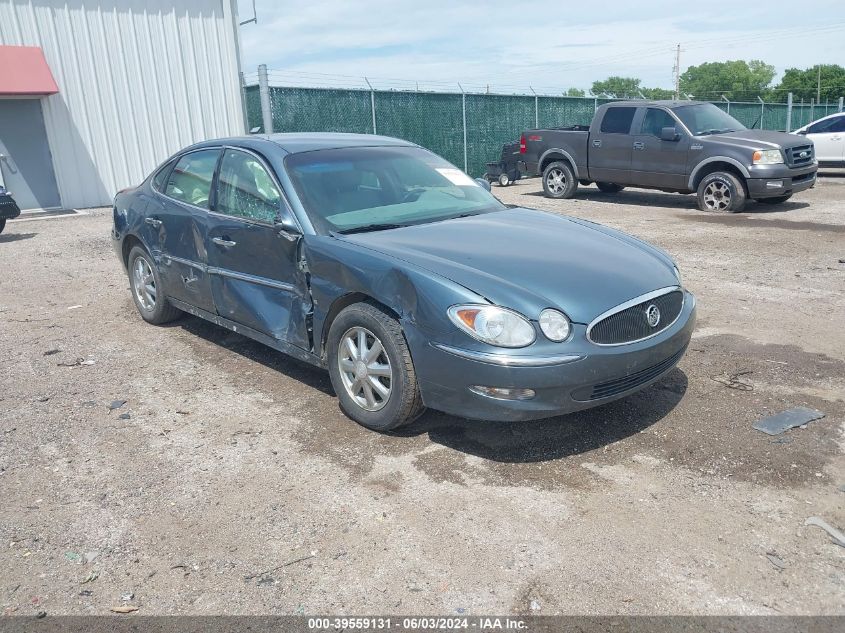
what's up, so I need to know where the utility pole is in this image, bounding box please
[673,44,681,101]
[817,65,821,103]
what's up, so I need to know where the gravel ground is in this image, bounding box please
[1,172,844,616]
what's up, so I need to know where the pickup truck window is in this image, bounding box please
[599,107,636,134]
[641,108,676,137]
[673,103,745,136]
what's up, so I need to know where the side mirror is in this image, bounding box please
[274,213,302,242]
[796,130,808,135]
[660,126,681,142]
[475,177,492,192]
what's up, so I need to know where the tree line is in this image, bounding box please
[563,62,845,103]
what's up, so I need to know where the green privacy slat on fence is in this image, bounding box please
[374,91,464,170]
[247,86,843,176]
[465,94,535,177]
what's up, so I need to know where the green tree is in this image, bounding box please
[776,65,845,103]
[564,87,586,97]
[590,76,641,98]
[679,60,775,101]
[641,87,675,100]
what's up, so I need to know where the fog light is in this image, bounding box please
[766,180,784,189]
[469,386,536,400]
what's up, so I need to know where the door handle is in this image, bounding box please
[633,141,645,150]
[592,139,602,148]
[212,237,237,247]
[144,217,162,228]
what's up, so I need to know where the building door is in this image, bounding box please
[0,99,61,210]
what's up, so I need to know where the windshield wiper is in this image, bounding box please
[336,223,409,235]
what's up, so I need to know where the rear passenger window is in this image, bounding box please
[641,108,676,137]
[165,150,220,208]
[152,159,175,192]
[600,107,636,134]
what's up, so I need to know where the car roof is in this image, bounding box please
[185,132,417,155]
[602,100,708,108]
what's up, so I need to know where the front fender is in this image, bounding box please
[303,235,486,361]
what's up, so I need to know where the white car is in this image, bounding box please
[793,112,845,166]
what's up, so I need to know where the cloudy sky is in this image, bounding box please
[236,0,845,94]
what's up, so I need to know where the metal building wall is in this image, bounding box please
[0,0,244,208]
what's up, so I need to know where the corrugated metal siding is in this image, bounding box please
[0,0,244,208]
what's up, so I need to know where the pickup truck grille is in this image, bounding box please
[786,145,814,167]
[587,289,684,345]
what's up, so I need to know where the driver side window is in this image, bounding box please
[641,108,676,137]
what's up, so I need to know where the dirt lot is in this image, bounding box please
[1,172,844,616]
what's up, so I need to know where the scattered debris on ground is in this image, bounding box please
[710,369,753,391]
[804,517,845,548]
[753,407,825,436]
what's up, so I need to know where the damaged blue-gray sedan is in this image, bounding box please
[112,133,696,431]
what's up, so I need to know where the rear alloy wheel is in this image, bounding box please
[327,302,424,431]
[127,245,182,325]
[757,194,792,205]
[697,171,746,213]
[596,182,624,193]
[498,172,511,187]
[542,161,577,199]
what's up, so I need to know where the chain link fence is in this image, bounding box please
[244,79,844,178]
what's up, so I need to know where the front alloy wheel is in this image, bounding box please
[337,326,392,411]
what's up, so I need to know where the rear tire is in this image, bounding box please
[757,194,792,205]
[327,302,425,432]
[127,245,182,325]
[498,173,510,187]
[697,171,746,213]
[542,161,577,199]
[596,182,624,193]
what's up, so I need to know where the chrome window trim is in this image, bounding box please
[586,285,684,347]
[432,343,583,367]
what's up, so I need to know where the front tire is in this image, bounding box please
[697,171,746,213]
[127,246,182,325]
[542,161,577,199]
[327,302,424,431]
[596,182,624,193]
[498,172,510,187]
[757,194,792,205]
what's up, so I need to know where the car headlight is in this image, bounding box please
[538,309,571,342]
[447,304,535,348]
[753,149,783,165]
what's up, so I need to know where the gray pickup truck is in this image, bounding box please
[520,100,817,212]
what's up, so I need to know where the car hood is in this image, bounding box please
[705,129,809,151]
[340,208,678,324]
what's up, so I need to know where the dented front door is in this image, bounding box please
[206,148,310,349]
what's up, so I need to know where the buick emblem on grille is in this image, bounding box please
[645,304,661,328]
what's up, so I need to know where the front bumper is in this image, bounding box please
[407,291,696,421]
[746,163,817,198]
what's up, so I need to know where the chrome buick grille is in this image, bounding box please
[787,145,814,167]
[587,288,684,345]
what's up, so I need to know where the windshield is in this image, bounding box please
[284,146,505,234]
[673,103,746,136]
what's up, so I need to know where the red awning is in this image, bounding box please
[0,46,59,96]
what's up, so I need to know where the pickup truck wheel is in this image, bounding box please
[498,173,510,187]
[697,172,746,213]
[596,182,624,193]
[327,302,425,432]
[757,194,792,204]
[127,246,182,325]
[542,161,577,199]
